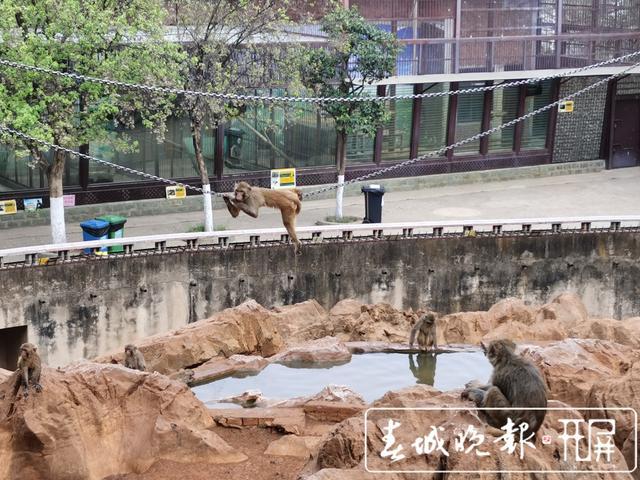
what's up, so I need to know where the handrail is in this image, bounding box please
[1,215,638,261]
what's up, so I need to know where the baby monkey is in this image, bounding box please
[409,312,438,351]
[14,343,43,399]
[124,344,146,372]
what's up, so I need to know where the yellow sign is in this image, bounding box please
[559,100,574,113]
[165,185,187,199]
[0,200,17,215]
[271,168,296,189]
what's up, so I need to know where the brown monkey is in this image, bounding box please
[13,343,43,399]
[461,339,547,436]
[409,312,437,351]
[223,181,303,255]
[124,344,146,372]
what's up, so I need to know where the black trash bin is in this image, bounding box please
[361,185,385,223]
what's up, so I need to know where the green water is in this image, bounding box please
[193,351,491,406]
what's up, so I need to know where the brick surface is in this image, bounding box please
[553,77,607,163]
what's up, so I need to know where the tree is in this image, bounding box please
[0,0,182,243]
[300,5,399,219]
[171,0,299,232]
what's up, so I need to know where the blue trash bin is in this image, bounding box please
[80,219,110,255]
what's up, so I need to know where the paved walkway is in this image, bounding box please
[2,167,639,249]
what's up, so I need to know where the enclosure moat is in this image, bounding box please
[193,351,492,406]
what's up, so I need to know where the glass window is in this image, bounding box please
[381,85,413,162]
[488,85,519,153]
[226,90,335,173]
[89,116,201,183]
[521,79,552,150]
[278,102,335,170]
[454,82,484,155]
[418,83,450,155]
[0,144,50,192]
[0,146,77,190]
[346,85,378,164]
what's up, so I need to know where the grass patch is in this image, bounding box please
[318,215,361,224]
[187,224,227,232]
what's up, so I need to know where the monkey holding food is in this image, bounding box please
[124,344,146,372]
[223,181,303,255]
[409,312,437,351]
[13,343,43,399]
[461,339,547,436]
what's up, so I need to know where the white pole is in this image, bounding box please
[50,196,67,244]
[202,183,214,232]
[335,174,345,219]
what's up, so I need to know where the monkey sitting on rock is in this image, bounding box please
[124,344,146,372]
[409,312,437,351]
[461,339,547,436]
[13,343,43,399]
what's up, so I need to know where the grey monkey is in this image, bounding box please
[409,312,437,351]
[461,339,547,436]
[124,344,146,372]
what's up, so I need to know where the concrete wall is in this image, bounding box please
[1,231,638,366]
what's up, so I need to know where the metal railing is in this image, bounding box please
[1,215,638,268]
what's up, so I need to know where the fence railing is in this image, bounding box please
[396,33,640,75]
[1,215,639,267]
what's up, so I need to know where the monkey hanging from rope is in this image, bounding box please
[223,181,303,255]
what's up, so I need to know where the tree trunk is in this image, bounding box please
[48,149,67,244]
[335,131,347,219]
[191,119,214,232]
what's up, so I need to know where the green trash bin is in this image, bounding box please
[96,215,127,253]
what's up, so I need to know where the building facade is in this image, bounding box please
[0,0,639,207]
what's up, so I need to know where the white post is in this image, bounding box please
[335,174,345,219]
[50,196,67,244]
[202,183,214,232]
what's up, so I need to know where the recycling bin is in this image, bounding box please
[80,219,110,255]
[361,185,385,224]
[96,215,127,253]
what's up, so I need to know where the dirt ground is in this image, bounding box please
[109,426,308,480]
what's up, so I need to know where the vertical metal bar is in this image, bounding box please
[409,83,423,160]
[600,78,617,167]
[373,84,386,165]
[513,84,527,153]
[79,144,89,190]
[446,82,459,163]
[480,81,493,155]
[214,123,225,180]
[555,0,563,68]
[545,78,560,157]
[454,0,462,73]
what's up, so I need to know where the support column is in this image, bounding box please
[513,84,527,153]
[545,78,561,155]
[373,84,386,165]
[480,82,493,155]
[555,0,563,68]
[454,0,462,73]
[409,83,424,159]
[446,82,459,162]
[214,123,225,180]
[79,144,89,190]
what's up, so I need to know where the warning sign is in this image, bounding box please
[0,200,17,215]
[271,168,296,189]
[166,185,187,199]
[559,100,574,113]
